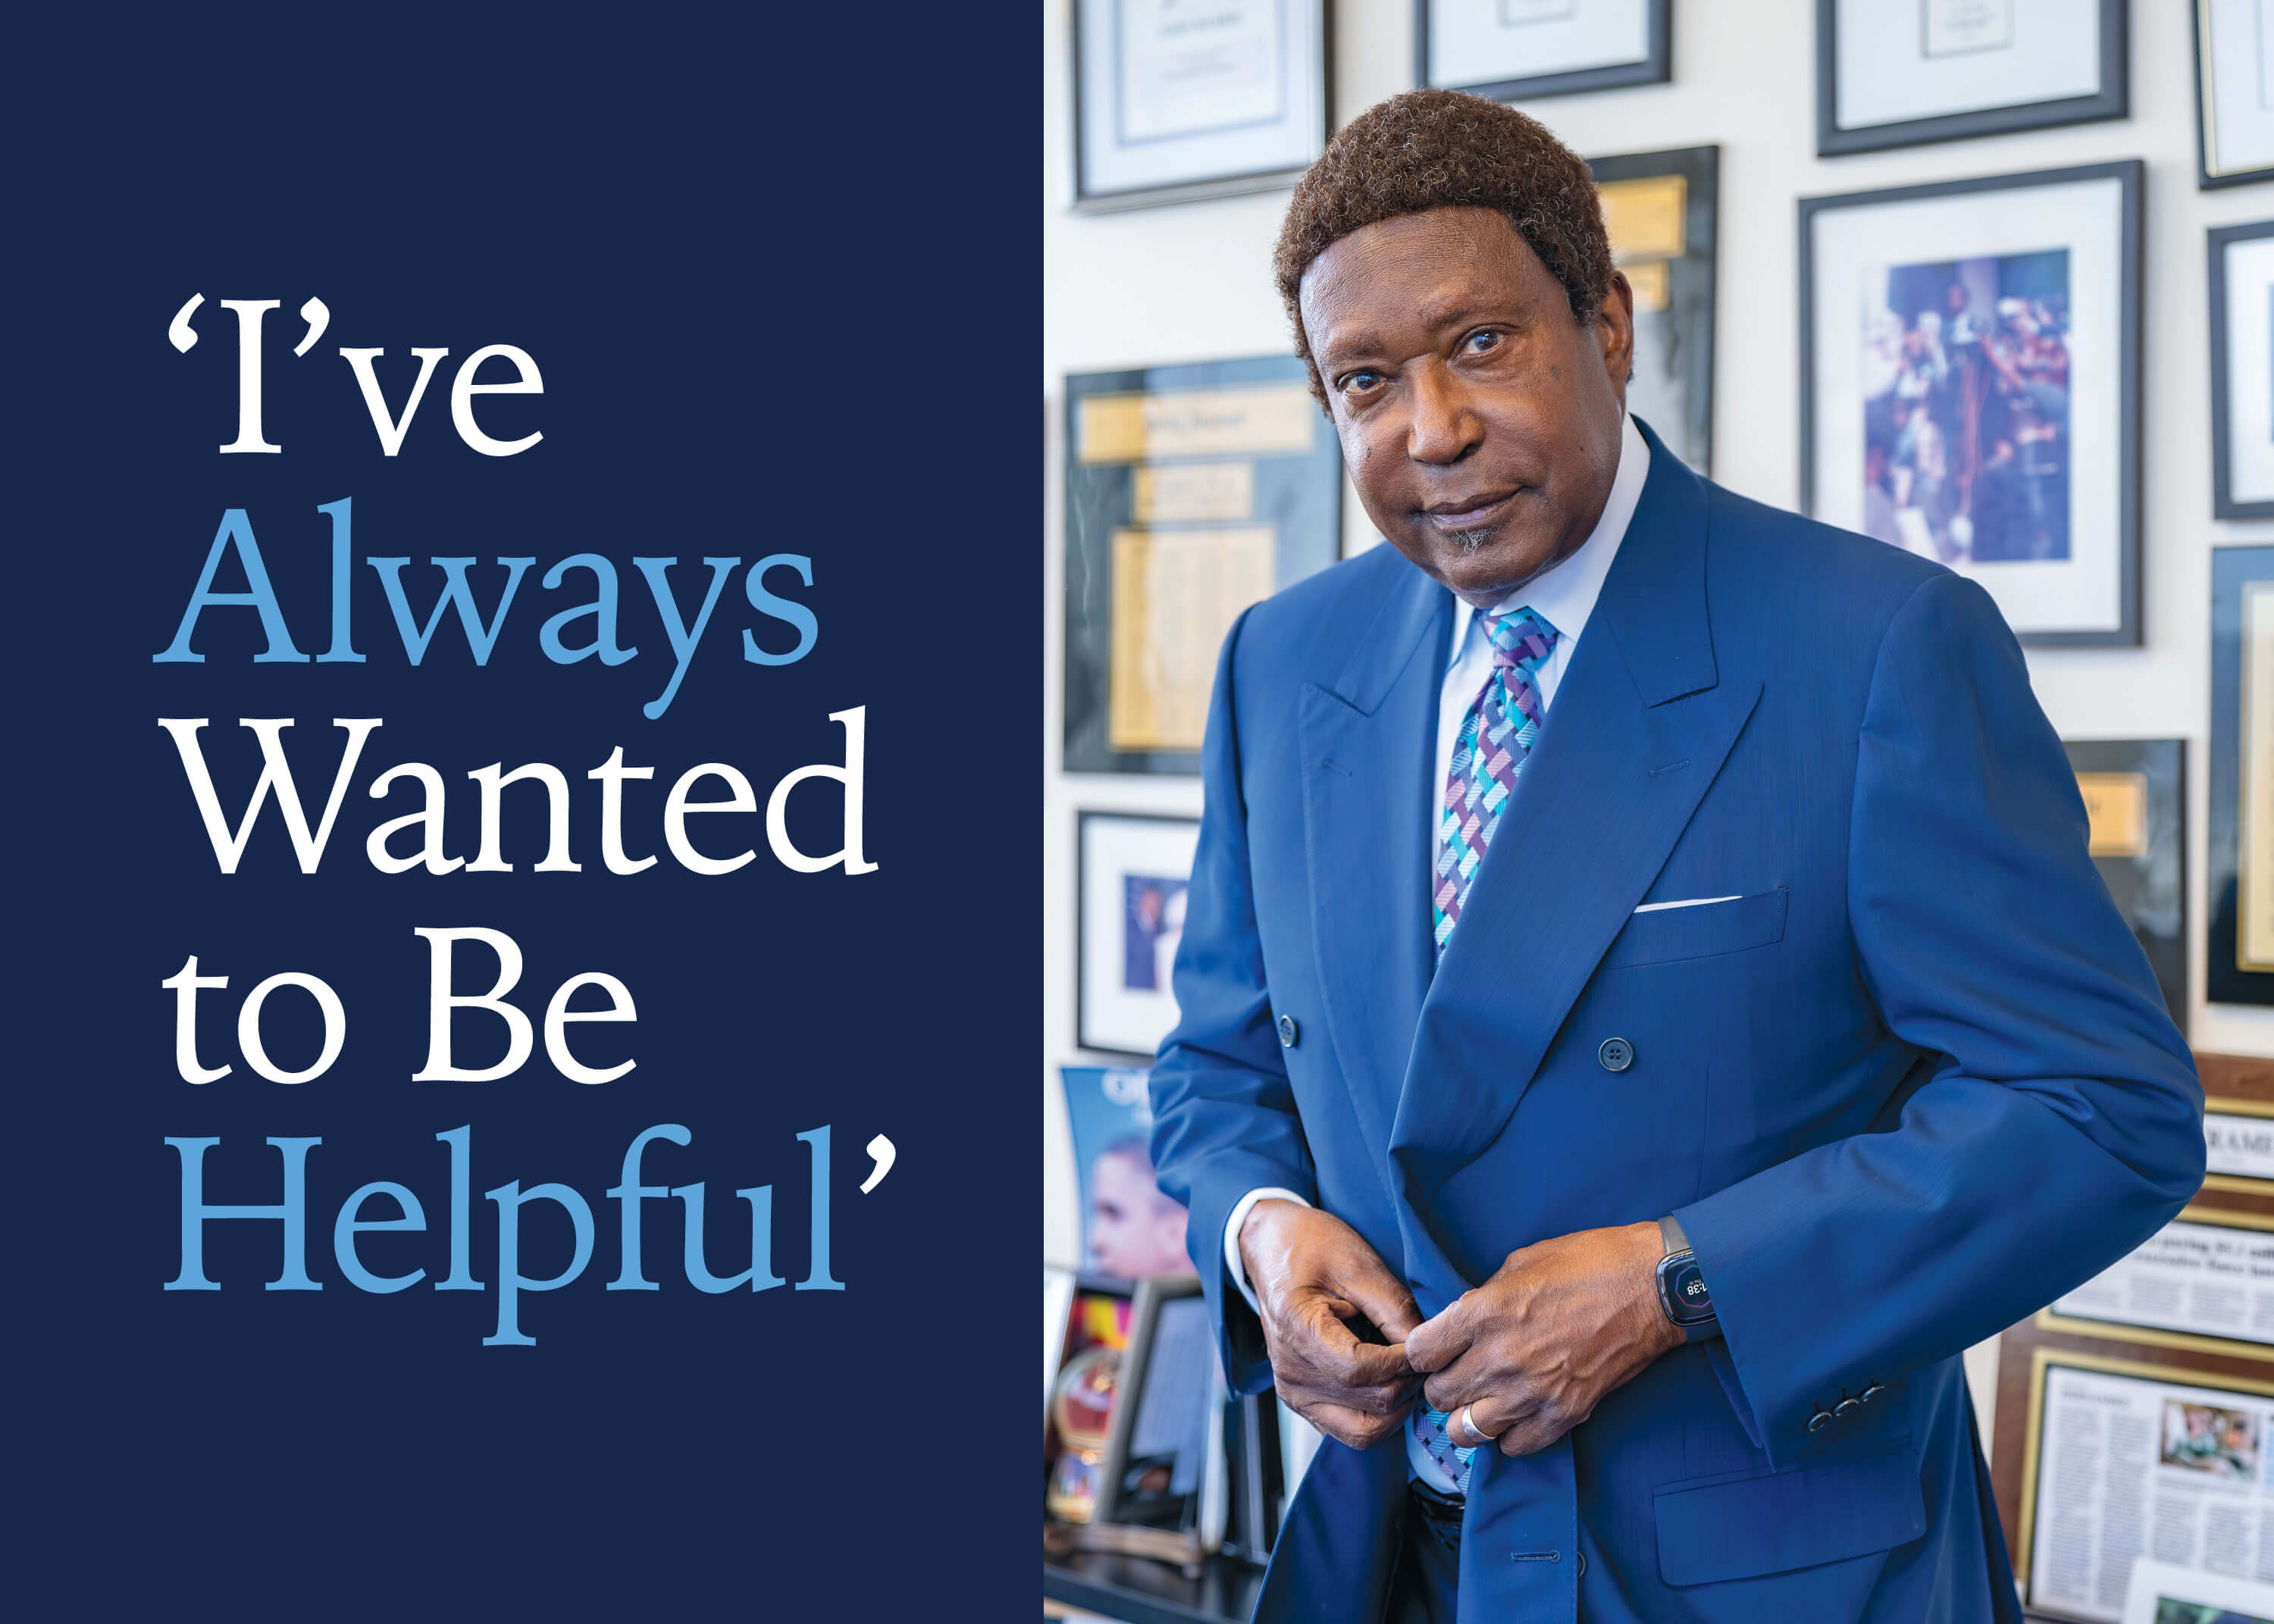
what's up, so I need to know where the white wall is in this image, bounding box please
[1042,0,2274,1422]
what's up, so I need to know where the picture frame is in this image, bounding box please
[1046,1273,1136,1526]
[2119,1557,2274,1624]
[1815,0,2127,158]
[2198,1052,2274,1200]
[2210,224,2274,521]
[2064,739,2187,1030]
[1417,0,1670,103]
[1063,355,1342,775]
[1095,1274,1215,1533]
[1077,814,1201,1059]
[2211,547,2274,1006]
[2036,1204,2274,1363]
[1591,144,1718,476]
[1070,0,1330,212]
[1045,1264,1078,1425]
[1799,161,2144,646]
[2195,0,2274,189]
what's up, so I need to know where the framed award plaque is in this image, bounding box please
[1590,145,1718,477]
[1062,356,1342,776]
[2063,740,2185,1029]
[2211,546,2274,1006]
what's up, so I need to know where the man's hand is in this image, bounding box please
[1238,1199,1424,1450]
[1403,1221,1680,1457]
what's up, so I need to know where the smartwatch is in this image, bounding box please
[1655,1215,1717,1335]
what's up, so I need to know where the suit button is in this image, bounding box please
[1861,1382,1885,1403]
[1598,1037,1633,1072]
[1277,1014,1299,1049]
[1806,1409,1834,1434]
[1834,1396,1860,1419]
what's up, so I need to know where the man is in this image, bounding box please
[1146,91,2202,1624]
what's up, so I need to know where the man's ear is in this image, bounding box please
[1599,272,1637,395]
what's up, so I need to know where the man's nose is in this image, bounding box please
[1405,362,1480,465]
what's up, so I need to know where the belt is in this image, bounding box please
[1407,1479,1464,1531]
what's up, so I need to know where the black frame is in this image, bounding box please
[1417,0,1671,102]
[2210,221,2274,521]
[1070,0,1332,213]
[1589,144,1718,477]
[2210,546,2274,1007]
[2064,739,2188,1032]
[1797,160,2145,647]
[1095,1273,1211,1531]
[1077,809,1203,1059]
[1815,0,2128,158]
[2195,0,2274,189]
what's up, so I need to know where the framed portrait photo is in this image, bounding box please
[1816,0,2127,158]
[2211,546,2274,1007]
[1591,145,1717,476]
[1070,0,1328,212]
[1800,161,2143,646]
[1078,813,1201,1058]
[1418,0,1670,103]
[2211,224,2274,520]
[2196,0,2274,189]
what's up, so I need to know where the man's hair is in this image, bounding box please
[1273,89,1615,404]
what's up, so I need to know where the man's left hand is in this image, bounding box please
[1403,1220,1683,1457]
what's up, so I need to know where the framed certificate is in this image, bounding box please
[2210,224,2274,519]
[2064,740,2186,1029]
[1592,146,1718,477]
[2196,0,2274,189]
[1078,813,1201,1059]
[1070,0,1328,211]
[1063,355,1343,775]
[1418,0,1671,103]
[1799,162,2143,645]
[1816,0,2127,158]
[2212,547,2274,1006]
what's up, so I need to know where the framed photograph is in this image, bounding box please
[1096,1275,1217,1533]
[1800,161,2143,646]
[2038,1206,2274,1363]
[1060,1062,1195,1278]
[1070,0,1328,212]
[1045,1265,1078,1423]
[2197,0,2274,189]
[2120,1557,2274,1624]
[1063,356,1342,775]
[1076,815,1201,1057]
[1816,0,2127,157]
[2014,1350,2274,1622]
[2212,547,2274,1006]
[2066,740,2186,1029]
[1592,145,1717,476]
[1417,0,1670,102]
[2211,225,2274,521]
[1046,1276,1135,1525]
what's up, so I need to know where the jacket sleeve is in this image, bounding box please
[1674,571,2204,1469]
[1148,605,1318,1396]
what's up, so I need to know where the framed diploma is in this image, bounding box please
[1070,0,1328,211]
[2213,547,2274,1006]
[2065,740,2186,1029]
[2210,224,2274,520]
[2197,0,2274,189]
[1418,0,1671,103]
[1816,0,2127,158]
[1063,356,1342,774]
[2040,1206,2274,1363]
[1078,814,1201,1059]
[1799,162,2143,645]
[1590,146,1717,476]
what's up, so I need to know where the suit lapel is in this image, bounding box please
[1388,428,1761,1294]
[1298,561,1451,1211]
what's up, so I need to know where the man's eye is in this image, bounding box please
[1341,370,1383,395]
[1464,330,1502,354]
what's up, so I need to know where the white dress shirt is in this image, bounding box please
[1221,414,1649,1487]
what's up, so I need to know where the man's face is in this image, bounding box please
[1299,206,1633,607]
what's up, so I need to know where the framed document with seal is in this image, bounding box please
[2211,548,2274,1006]
[1063,356,1342,775]
[1590,146,1717,476]
[1418,0,1670,104]
[1816,0,2126,157]
[1070,0,1327,211]
[2065,740,2185,1028]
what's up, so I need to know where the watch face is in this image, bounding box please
[1664,1258,1713,1323]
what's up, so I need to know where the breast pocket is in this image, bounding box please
[1599,888,1789,971]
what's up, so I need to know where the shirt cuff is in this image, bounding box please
[1224,1187,1311,1310]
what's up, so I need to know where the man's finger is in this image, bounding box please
[1302,1400,1408,1451]
[1402,1297,1476,1374]
[1337,1261,1425,1344]
[1496,1405,1566,1458]
[1291,1294,1415,1389]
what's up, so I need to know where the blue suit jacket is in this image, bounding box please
[1148,423,2204,1623]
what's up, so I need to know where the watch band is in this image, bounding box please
[1658,1213,1690,1256]
[1655,1214,1718,1338]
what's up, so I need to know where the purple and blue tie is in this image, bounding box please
[1414,603,1559,1494]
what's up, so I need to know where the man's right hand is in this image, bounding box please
[1238,1198,1423,1450]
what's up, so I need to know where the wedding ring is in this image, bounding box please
[1459,1403,1496,1447]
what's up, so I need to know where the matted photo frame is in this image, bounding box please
[2210,223,2274,520]
[1592,144,1717,476]
[1417,0,1670,103]
[1078,812,1201,1058]
[2196,0,2274,189]
[1816,0,2127,157]
[1070,0,1330,212]
[1800,161,2143,646]
[2212,547,2274,1006]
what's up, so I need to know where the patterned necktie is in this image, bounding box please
[1414,603,1560,1496]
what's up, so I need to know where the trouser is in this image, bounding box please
[1383,1482,1463,1624]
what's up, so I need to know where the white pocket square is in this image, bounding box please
[1632,894,1741,914]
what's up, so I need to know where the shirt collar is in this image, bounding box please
[1449,412,1650,665]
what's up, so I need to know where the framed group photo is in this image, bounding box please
[1417,0,1670,103]
[1800,161,2143,645]
[1077,812,1201,1056]
[1816,0,2127,157]
[1070,0,1329,211]
[2196,0,2274,189]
